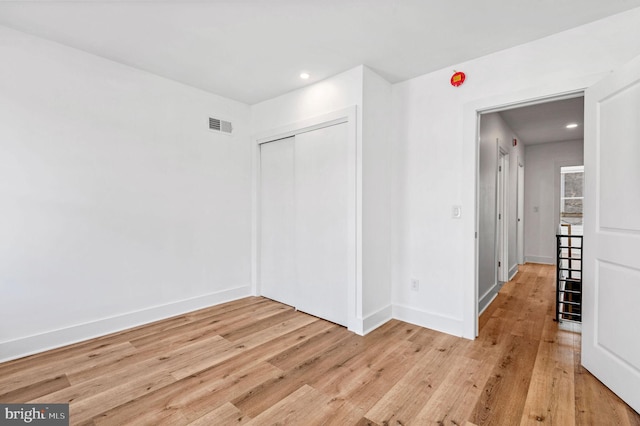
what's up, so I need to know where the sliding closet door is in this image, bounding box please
[295,123,349,326]
[259,137,296,307]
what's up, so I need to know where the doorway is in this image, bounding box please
[467,55,640,411]
[476,94,585,323]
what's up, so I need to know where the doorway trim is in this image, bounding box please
[463,76,599,338]
[497,148,509,283]
[517,157,525,265]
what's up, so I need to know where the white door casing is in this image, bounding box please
[517,158,525,265]
[583,54,640,413]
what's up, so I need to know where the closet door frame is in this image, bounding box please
[252,106,360,333]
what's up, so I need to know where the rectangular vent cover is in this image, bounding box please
[209,117,233,134]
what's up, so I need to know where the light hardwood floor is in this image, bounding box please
[1,264,638,425]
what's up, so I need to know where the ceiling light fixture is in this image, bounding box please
[566,123,578,129]
[300,72,310,80]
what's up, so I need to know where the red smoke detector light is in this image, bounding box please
[450,71,466,87]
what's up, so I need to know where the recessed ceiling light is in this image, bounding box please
[300,72,310,80]
[566,123,579,129]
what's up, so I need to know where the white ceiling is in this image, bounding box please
[498,97,584,145]
[1,1,640,104]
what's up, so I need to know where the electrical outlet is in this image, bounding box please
[411,279,419,291]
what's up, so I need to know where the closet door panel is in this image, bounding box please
[259,137,296,307]
[294,124,349,326]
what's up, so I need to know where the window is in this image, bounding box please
[560,165,584,230]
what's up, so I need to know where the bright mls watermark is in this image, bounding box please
[0,404,68,425]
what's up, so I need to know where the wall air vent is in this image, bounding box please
[209,117,233,135]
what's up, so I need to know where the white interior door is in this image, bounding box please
[259,137,296,307]
[259,123,349,327]
[583,54,640,413]
[294,123,349,326]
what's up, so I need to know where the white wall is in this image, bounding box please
[251,67,364,133]
[524,140,584,264]
[361,67,393,331]
[392,8,640,338]
[477,113,524,313]
[0,26,252,362]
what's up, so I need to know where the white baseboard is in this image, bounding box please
[478,282,500,315]
[392,304,464,338]
[509,264,519,281]
[0,285,251,363]
[478,293,498,316]
[525,255,554,265]
[363,305,393,335]
[348,304,392,336]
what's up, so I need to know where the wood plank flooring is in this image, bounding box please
[1,263,638,425]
